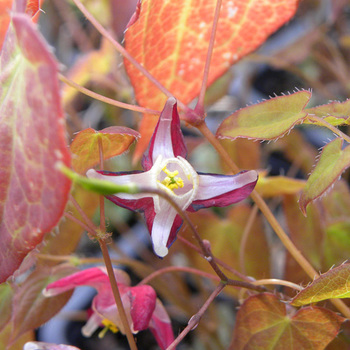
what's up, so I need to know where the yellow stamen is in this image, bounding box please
[98,318,119,338]
[160,166,184,191]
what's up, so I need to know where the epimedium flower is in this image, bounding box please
[43,267,174,350]
[87,98,258,258]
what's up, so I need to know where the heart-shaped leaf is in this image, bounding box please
[70,126,139,174]
[232,293,345,349]
[0,12,71,283]
[291,263,350,307]
[217,90,311,141]
[124,0,300,158]
[299,138,350,215]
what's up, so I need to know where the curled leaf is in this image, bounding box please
[299,138,350,215]
[217,91,311,141]
[291,263,350,307]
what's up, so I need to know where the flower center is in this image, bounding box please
[98,318,119,338]
[160,166,184,191]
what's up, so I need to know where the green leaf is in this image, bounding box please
[216,91,311,140]
[305,99,350,126]
[299,138,350,215]
[232,293,344,349]
[70,126,139,174]
[291,263,350,307]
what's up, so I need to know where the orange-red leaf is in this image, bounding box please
[124,0,300,158]
[291,263,350,307]
[0,13,71,283]
[232,293,344,350]
[70,126,139,174]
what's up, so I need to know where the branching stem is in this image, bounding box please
[166,283,226,350]
[196,120,350,318]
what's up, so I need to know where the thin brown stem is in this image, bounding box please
[177,235,252,282]
[59,73,160,115]
[138,266,220,285]
[98,135,106,233]
[239,204,258,275]
[139,187,228,281]
[166,283,226,350]
[64,212,96,236]
[98,239,138,350]
[69,194,98,234]
[195,0,222,115]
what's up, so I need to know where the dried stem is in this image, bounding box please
[195,0,222,115]
[59,73,160,115]
[166,283,226,350]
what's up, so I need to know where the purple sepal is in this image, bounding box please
[188,172,257,212]
[166,214,183,248]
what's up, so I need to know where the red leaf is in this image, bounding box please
[0,13,71,283]
[124,0,300,158]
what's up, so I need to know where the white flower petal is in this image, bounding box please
[151,201,178,257]
[195,170,258,200]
